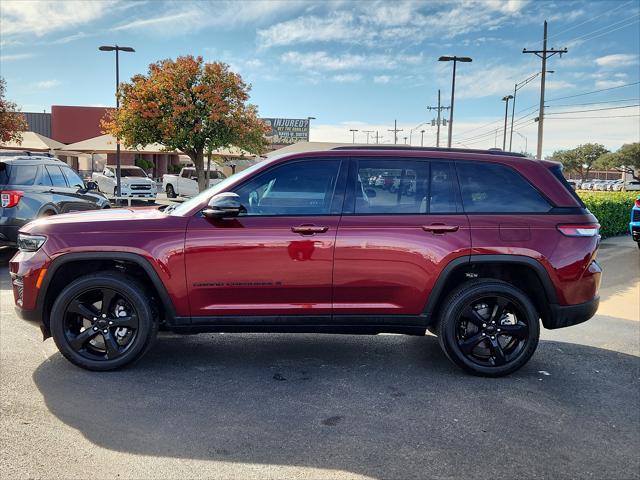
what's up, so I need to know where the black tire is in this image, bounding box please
[166,184,176,198]
[50,272,158,371]
[437,279,540,377]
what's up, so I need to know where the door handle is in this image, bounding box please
[422,224,459,234]
[291,224,329,235]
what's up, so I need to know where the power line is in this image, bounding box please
[546,104,640,115]
[545,1,634,42]
[550,98,640,107]
[559,13,640,45]
[546,81,640,102]
[545,114,640,119]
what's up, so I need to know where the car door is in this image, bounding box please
[184,157,347,322]
[44,164,90,213]
[61,165,100,210]
[332,157,471,320]
[180,169,197,197]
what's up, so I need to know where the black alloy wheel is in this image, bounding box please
[438,280,540,377]
[62,287,139,361]
[455,295,530,368]
[50,273,157,371]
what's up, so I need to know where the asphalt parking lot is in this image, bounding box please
[0,236,638,479]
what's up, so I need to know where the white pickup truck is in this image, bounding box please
[91,165,157,200]
[162,167,227,198]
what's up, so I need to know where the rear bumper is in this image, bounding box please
[547,296,600,329]
[630,224,640,242]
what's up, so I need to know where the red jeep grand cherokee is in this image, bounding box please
[10,146,601,376]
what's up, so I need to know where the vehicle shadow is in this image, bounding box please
[33,330,640,479]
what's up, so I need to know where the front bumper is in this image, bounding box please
[547,296,600,329]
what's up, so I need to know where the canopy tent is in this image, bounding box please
[0,131,66,152]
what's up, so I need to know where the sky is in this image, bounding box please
[0,0,639,156]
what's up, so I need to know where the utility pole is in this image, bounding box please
[375,131,379,144]
[349,129,358,144]
[420,130,425,147]
[501,95,513,150]
[388,120,403,145]
[523,20,567,159]
[362,130,374,144]
[427,89,450,147]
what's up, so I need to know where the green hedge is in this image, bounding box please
[578,191,638,238]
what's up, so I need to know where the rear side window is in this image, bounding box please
[549,164,585,207]
[45,166,68,187]
[0,164,39,185]
[456,161,551,213]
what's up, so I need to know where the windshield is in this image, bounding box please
[168,161,265,216]
[118,167,147,177]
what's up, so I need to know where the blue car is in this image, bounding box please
[631,196,640,249]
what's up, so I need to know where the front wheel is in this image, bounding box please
[50,272,158,371]
[437,280,540,377]
[166,184,176,198]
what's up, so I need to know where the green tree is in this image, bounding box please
[102,56,269,192]
[596,143,640,182]
[0,77,28,144]
[547,143,609,181]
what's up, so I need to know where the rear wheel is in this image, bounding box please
[166,184,176,198]
[437,280,540,377]
[50,272,158,371]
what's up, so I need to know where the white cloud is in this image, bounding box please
[281,51,422,72]
[0,52,34,62]
[374,75,392,84]
[595,54,639,68]
[257,0,529,49]
[0,0,115,37]
[331,73,362,83]
[34,80,60,89]
[594,80,629,89]
[114,1,305,34]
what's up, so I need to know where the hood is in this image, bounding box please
[20,207,171,236]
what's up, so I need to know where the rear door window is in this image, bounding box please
[45,166,69,188]
[350,158,458,214]
[456,161,551,213]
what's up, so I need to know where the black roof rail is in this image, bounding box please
[0,150,54,158]
[331,145,528,157]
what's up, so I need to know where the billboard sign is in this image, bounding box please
[263,118,309,144]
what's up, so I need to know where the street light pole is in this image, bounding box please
[349,129,358,144]
[509,70,553,151]
[420,130,425,147]
[438,55,472,148]
[501,95,513,151]
[307,116,316,141]
[99,45,135,199]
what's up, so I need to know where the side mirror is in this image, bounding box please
[365,188,377,198]
[202,192,246,219]
[85,181,98,191]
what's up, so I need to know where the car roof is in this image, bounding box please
[0,155,67,165]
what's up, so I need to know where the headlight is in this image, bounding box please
[17,233,47,252]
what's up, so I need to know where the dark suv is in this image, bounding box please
[1,153,109,247]
[10,147,601,376]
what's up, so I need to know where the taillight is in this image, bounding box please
[0,190,23,208]
[557,223,600,237]
[635,198,640,208]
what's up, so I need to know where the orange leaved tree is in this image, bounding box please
[102,56,269,192]
[0,77,28,144]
